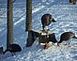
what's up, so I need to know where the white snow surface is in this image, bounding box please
[0,0,77,61]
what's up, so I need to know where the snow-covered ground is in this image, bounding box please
[0,0,77,61]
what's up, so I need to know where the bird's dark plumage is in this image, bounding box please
[41,14,56,30]
[3,44,22,54]
[58,32,77,44]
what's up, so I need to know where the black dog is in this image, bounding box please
[3,44,22,55]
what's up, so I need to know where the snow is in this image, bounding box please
[14,17,25,26]
[32,5,45,14]
[0,0,77,61]
[2,44,77,61]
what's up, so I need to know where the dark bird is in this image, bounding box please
[3,44,22,55]
[26,14,56,48]
[39,33,58,49]
[57,32,77,46]
[69,0,76,4]
[41,14,56,30]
